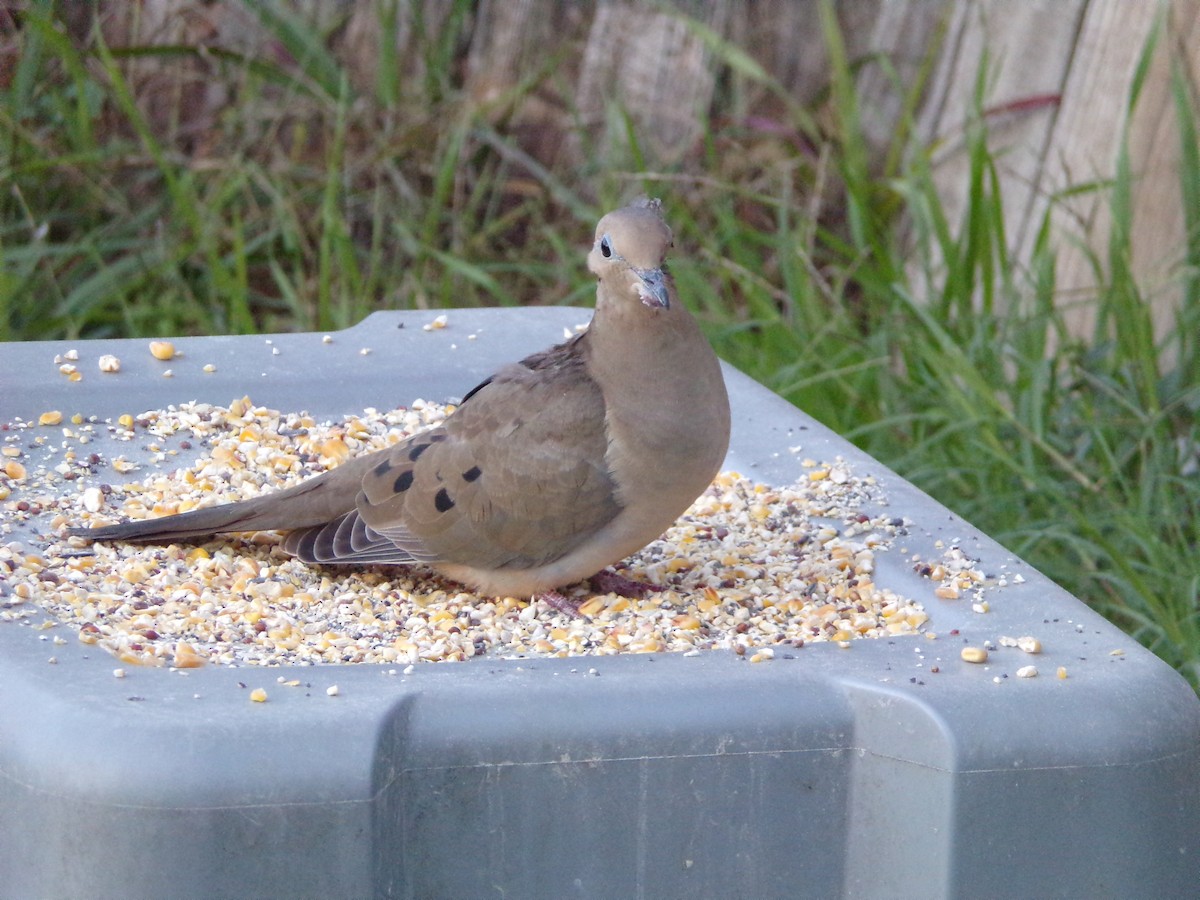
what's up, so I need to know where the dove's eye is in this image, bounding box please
[599,235,613,259]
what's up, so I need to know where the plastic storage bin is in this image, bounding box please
[1,308,1196,898]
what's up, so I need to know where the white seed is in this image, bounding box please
[98,354,121,373]
[1016,665,1038,678]
[326,684,339,696]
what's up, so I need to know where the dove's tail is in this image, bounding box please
[67,493,293,543]
[67,456,372,545]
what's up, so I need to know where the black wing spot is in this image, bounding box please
[462,465,482,482]
[408,442,430,462]
[434,488,455,513]
[373,458,393,477]
[393,470,415,493]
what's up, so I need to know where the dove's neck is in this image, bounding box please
[586,294,702,410]
[585,288,730,508]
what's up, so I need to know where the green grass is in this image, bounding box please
[2,2,1198,688]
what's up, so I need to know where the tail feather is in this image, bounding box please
[67,494,286,543]
[67,460,367,545]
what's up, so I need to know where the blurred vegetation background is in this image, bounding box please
[1,1,1197,689]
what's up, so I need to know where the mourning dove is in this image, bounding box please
[68,199,731,608]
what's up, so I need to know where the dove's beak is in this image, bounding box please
[633,268,670,309]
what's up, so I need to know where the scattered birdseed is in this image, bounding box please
[326,684,339,697]
[1016,665,1038,678]
[249,687,268,702]
[423,314,449,332]
[202,364,217,374]
[98,354,121,373]
[39,411,63,427]
[322,335,333,344]
[0,397,992,668]
[999,635,1042,653]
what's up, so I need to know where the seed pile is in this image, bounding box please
[2,397,943,668]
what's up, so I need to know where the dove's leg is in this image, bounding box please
[538,570,663,618]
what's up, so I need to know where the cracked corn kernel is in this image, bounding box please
[1016,665,1038,678]
[39,411,63,426]
[98,354,121,373]
[4,460,26,480]
[249,688,268,702]
[961,646,988,664]
[149,341,175,361]
[173,643,206,668]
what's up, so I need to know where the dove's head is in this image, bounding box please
[589,198,675,310]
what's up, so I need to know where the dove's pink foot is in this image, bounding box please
[536,571,661,618]
[588,569,662,598]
